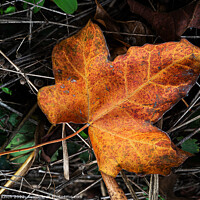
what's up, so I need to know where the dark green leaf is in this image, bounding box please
[1,87,12,95]
[77,128,88,139]
[67,142,81,155]
[0,134,7,146]
[79,151,89,163]
[0,156,11,170]
[181,139,199,154]
[0,8,4,15]
[8,113,19,127]
[53,0,78,14]
[5,113,36,164]
[4,6,16,14]
[6,138,34,163]
[50,147,61,162]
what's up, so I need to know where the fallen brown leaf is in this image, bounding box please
[127,0,200,41]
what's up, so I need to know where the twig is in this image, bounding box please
[28,8,33,46]
[16,0,73,16]
[104,30,156,37]
[0,101,24,117]
[16,37,26,58]
[120,170,138,200]
[128,178,148,196]
[0,32,25,44]
[0,1,15,7]
[55,164,97,193]
[144,177,150,187]
[69,0,113,24]
[29,149,91,172]
[0,171,71,198]
[0,19,79,29]
[73,177,102,198]
[2,9,30,17]
[170,87,200,128]
[175,167,200,173]
[24,169,47,199]
[0,101,38,126]
[66,123,91,148]
[147,0,156,11]
[0,50,38,94]
[167,115,200,133]
[176,127,200,146]
[0,67,54,79]
[181,36,200,38]
[46,165,55,190]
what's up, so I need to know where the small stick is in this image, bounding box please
[171,95,200,128]
[147,0,156,11]
[128,178,148,195]
[167,115,200,133]
[120,170,138,200]
[73,178,102,198]
[0,50,38,93]
[0,67,54,79]
[176,127,200,146]
[66,123,91,148]
[181,98,189,107]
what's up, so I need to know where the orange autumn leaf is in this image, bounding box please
[38,20,200,177]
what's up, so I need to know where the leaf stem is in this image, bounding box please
[0,123,90,157]
[101,171,127,200]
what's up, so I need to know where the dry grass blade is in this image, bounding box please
[62,123,69,180]
[149,174,159,200]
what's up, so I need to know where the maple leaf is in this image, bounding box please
[127,0,200,41]
[38,20,200,177]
